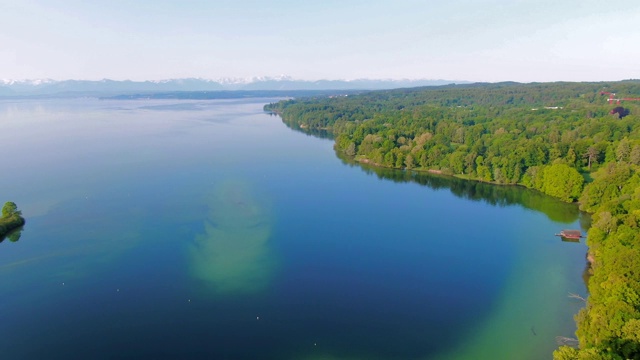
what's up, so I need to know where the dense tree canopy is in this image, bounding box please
[2,201,20,218]
[266,80,640,359]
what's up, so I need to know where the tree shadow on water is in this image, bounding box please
[335,150,589,227]
[0,227,23,244]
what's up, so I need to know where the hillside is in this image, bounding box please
[266,81,640,359]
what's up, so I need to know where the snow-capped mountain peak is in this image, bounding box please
[0,76,467,96]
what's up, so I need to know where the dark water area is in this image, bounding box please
[0,98,588,359]
[276,113,335,140]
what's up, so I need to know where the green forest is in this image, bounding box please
[265,81,640,359]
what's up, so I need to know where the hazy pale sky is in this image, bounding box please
[1,0,639,82]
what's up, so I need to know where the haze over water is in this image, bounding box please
[0,98,588,359]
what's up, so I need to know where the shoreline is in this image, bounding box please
[354,154,579,193]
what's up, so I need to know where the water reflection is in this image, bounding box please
[273,112,335,140]
[0,227,23,243]
[335,150,588,226]
[188,180,275,294]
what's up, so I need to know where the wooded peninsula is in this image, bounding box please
[265,81,640,359]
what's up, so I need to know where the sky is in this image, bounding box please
[1,0,639,83]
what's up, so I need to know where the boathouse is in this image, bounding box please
[556,230,583,239]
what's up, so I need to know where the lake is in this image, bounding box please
[0,98,588,359]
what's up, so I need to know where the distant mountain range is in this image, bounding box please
[0,77,469,97]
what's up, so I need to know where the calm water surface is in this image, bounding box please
[0,98,588,359]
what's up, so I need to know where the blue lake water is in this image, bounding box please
[0,98,588,359]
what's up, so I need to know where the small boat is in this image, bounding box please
[555,230,583,240]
